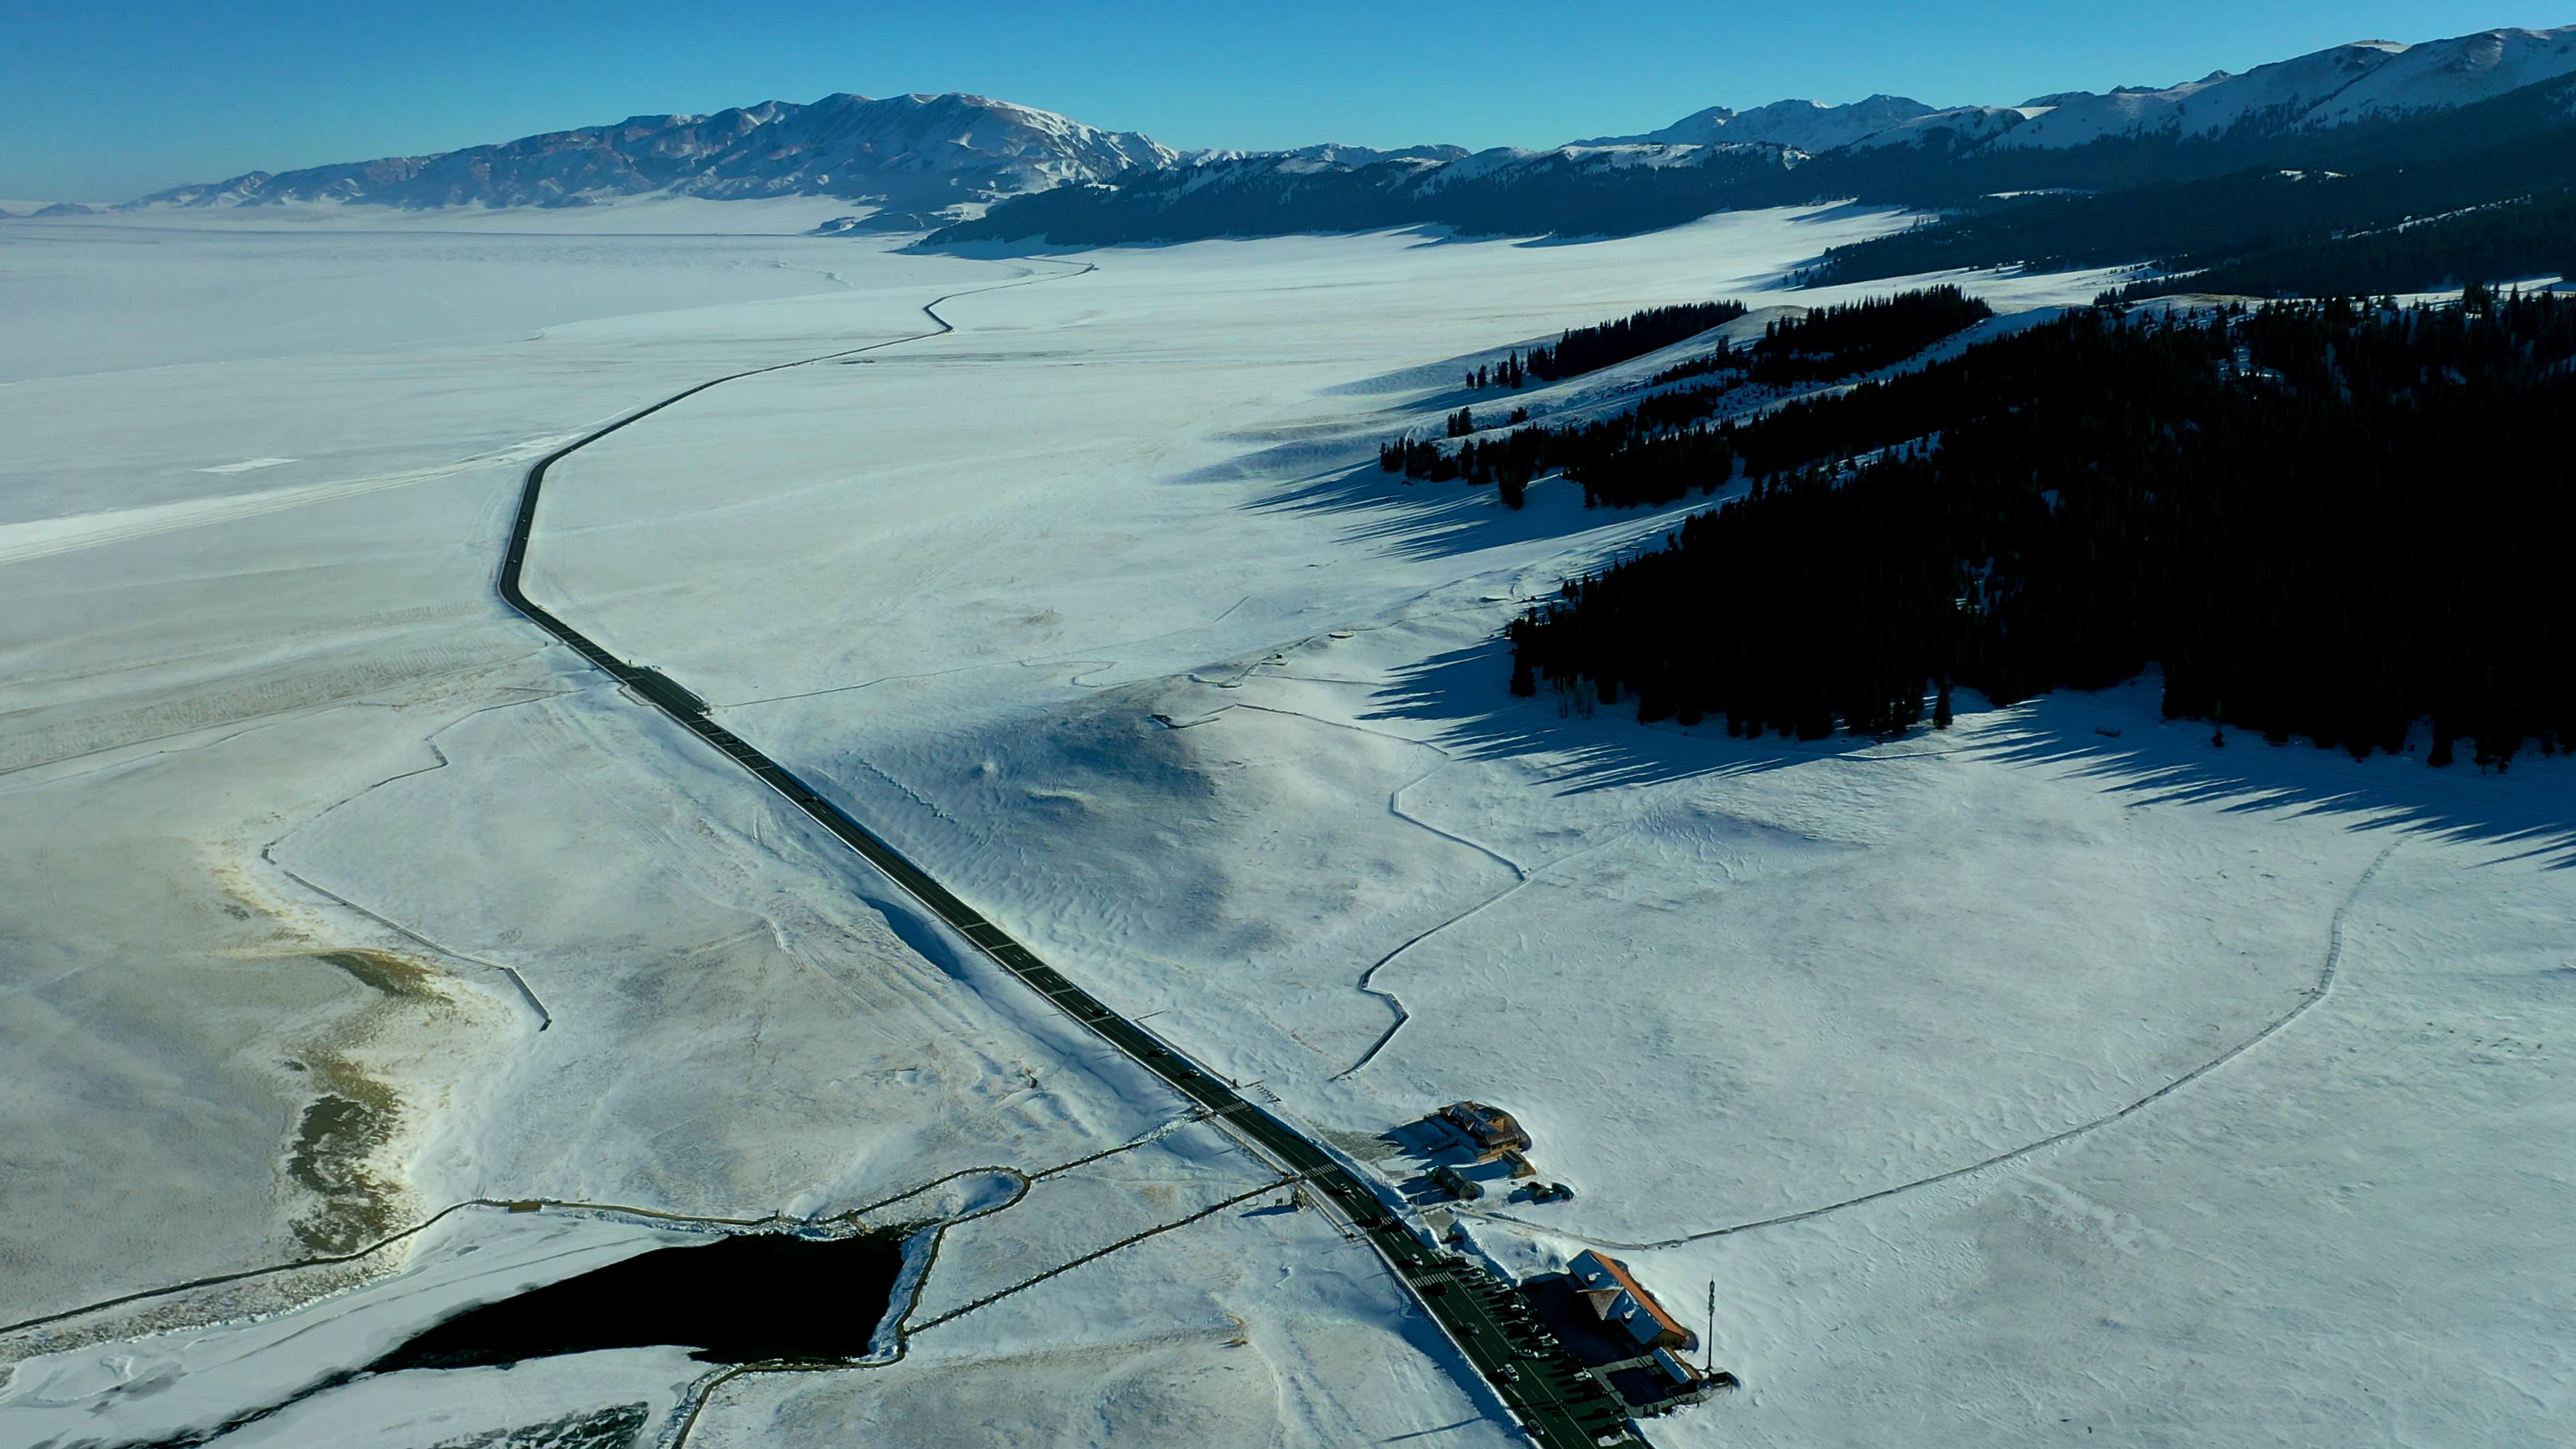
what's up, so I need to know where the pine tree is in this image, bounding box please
[1933,681,1953,730]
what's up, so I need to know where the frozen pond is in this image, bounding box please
[368,1227,909,1371]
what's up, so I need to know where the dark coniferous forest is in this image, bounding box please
[1521,301,1748,382]
[1741,286,1992,383]
[1799,115,2576,304]
[2102,189,2576,305]
[1501,292,2576,765]
[1391,288,1998,509]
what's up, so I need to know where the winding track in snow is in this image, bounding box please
[489,259,1641,1449]
[1461,839,2404,1250]
[0,1120,1196,1342]
[0,258,1635,1449]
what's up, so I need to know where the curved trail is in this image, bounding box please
[1464,841,2403,1251]
[491,260,1642,1449]
[1,1096,1254,1348]
[8,1122,1248,1449]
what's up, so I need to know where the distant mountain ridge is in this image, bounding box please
[106,23,2576,232]
[1578,25,2576,157]
[129,93,1173,211]
[939,24,2576,244]
[1574,96,1938,152]
[936,140,1805,246]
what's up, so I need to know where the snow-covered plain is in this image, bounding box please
[3,201,2568,1448]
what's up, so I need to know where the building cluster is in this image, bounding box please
[1440,1099,1529,1155]
[1570,1250,1695,1352]
[1566,1250,1734,1415]
[1433,1100,1572,1199]
[1401,1104,1734,1423]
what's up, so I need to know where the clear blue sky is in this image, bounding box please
[7,1,2565,201]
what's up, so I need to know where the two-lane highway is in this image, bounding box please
[495,266,1643,1449]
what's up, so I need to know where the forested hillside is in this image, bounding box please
[934,64,2576,253]
[1389,289,1993,508]
[1504,293,2576,765]
[1525,301,1749,382]
[1458,301,1750,391]
[931,144,1801,244]
[1801,80,2576,298]
[2103,191,2576,302]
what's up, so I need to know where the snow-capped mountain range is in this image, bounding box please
[111,25,2576,217]
[130,93,1171,211]
[938,24,2576,245]
[1585,25,2576,157]
[1989,24,2576,148]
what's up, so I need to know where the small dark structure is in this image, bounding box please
[1431,1164,1484,1201]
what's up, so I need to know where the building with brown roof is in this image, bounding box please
[1440,1100,1532,1156]
[1569,1250,1698,1352]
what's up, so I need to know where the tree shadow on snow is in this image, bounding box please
[1960,690,2576,870]
[1356,635,1854,795]
[1360,642,2576,863]
[1240,462,1688,566]
[1317,339,1580,398]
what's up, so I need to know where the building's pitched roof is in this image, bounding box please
[1444,1100,1532,1148]
[1571,1250,1698,1349]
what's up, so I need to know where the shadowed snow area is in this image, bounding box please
[2,203,2567,1448]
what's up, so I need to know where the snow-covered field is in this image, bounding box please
[3,201,2567,1448]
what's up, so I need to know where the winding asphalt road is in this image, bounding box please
[496,263,1642,1449]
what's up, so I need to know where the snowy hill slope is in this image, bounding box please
[930,140,1803,244]
[130,93,1173,211]
[1845,105,2047,152]
[1990,26,2576,149]
[1576,95,1937,152]
[1590,25,2576,159]
[2304,23,2576,124]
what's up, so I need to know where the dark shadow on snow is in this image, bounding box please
[1357,641,2576,864]
[1241,461,1689,566]
[1960,708,2576,870]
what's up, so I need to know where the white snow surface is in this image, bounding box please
[1847,105,2051,150]
[3,204,2569,1448]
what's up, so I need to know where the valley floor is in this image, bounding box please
[1,202,2565,1447]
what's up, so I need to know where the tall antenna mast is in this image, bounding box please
[1705,1280,1716,1377]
